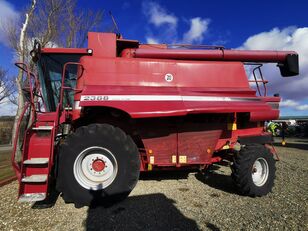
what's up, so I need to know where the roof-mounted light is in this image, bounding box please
[87,49,93,55]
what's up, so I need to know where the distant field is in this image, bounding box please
[0,149,15,182]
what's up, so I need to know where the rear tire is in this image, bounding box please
[231,144,275,197]
[56,123,140,207]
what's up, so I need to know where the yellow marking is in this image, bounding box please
[149,156,154,164]
[148,164,152,171]
[227,122,237,131]
[172,155,177,163]
[148,149,153,154]
[207,148,211,154]
[232,122,237,130]
[179,155,187,164]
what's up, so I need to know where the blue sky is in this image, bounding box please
[0,0,308,116]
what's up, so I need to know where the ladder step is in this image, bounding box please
[22,174,48,183]
[32,126,53,131]
[23,158,49,164]
[18,193,46,202]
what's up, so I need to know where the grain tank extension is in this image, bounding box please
[12,32,299,206]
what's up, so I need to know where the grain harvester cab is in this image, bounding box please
[11,32,299,206]
[11,40,93,202]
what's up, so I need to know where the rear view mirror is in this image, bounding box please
[278,54,299,77]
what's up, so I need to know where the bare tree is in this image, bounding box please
[6,0,103,144]
[8,0,37,145]
[0,68,15,105]
[27,0,103,48]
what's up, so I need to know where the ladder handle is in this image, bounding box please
[59,62,84,109]
[11,102,30,179]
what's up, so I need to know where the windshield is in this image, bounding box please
[37,54,82,111]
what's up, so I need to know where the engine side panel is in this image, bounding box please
[75,57,279,121]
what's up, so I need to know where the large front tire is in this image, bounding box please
[231,144,276,197]
[56,124,140,207]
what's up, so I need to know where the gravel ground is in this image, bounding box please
[0,138,307,231]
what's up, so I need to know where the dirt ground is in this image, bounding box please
[0,138,307,231]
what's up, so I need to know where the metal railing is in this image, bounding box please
[246,64,268,96]
[15,63,46,114]
[59,62,84,110]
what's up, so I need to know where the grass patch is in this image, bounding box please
[0,150,11,162]
[0,149,15,182]
[0,166,15,182]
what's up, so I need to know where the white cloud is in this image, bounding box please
[296,104,308,111]
[142,1,209,45]
[280,99,299,107]
[142,1,179,44]
[240,27,308,102]
[182,17,210,43]
[146,37,160,44]
[0,0,19,45]
[241,27,297,50]
[142,1,178,28]
[280,99,308,111]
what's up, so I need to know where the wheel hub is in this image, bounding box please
[73,146,118,190]
[92,159,105,172]
[252,157,269,187]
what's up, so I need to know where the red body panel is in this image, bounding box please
[178,127,222,164]
[143,133,177,166]
[75,57,278,120]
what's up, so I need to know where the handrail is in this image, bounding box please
[15,62,47,113]
[252,64,267,96]
[59,62,84,110]
[15,63,36,79]
[245,63,268,97]
[11,102,30,179]
[15,62,36,120]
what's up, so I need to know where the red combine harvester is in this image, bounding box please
[12,32,299,207]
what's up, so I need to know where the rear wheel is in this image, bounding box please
[231,144,276,197]
[56,123,140,207]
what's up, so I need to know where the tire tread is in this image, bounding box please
[56,123,140,207]
[231,144,276,197]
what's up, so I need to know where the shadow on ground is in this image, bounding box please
[139,169,195,181]
[32,189,60,209]
[195,170,238,195]
[85,193,201,231]
[140,167,238,195]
